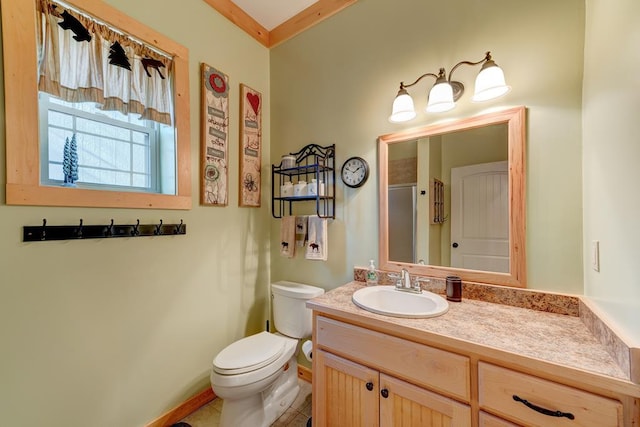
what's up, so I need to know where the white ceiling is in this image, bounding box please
[230,0,319,30]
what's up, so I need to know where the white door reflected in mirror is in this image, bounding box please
[450,161,509,273]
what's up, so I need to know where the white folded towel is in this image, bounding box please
[280,216,296,258]
[305,215,328,261]
[295,215,308,247]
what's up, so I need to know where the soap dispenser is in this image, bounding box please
[366,259,378,286]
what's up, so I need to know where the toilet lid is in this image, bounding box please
[213,332,286,375]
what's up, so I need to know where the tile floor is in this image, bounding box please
[179,379,312,427]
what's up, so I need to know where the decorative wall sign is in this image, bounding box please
[239,84,262,207]
[201,63,230,206]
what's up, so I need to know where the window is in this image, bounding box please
[2,0,191,209]
[38,93,176,194]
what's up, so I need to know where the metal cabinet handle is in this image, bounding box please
[366,382,373,391]
[452,242,459,248]
[512,395,575,420]
[380,388,389,398]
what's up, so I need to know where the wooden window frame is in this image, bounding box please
[2,0,191,209]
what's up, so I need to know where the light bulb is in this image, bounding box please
[426,81,455,113]
[389,89,416,123]
[472,62,510,102]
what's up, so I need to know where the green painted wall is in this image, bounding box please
[583,0,640,344]
[0,0,270,425]
[270,0,585,294]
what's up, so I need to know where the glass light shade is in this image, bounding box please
[389,90,416,123]
[426,82,455,113]
[472,63,511,102]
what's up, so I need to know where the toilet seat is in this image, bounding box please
[213,331,287,375]
[211,332,297,390]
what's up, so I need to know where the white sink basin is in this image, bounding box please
[352,286,449,318]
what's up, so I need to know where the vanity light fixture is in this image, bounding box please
[389,51,510,123]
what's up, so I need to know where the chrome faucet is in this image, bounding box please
[401,268,411,288]
[392,268,421,294]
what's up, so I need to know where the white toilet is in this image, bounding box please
[210,281,324,427]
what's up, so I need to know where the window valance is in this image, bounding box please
[37,0,174,125]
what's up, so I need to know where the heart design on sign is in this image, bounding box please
[247,92,260,115]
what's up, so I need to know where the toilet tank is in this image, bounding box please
[272,281,324,338]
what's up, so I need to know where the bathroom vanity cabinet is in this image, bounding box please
[309,283,640,427]
[314,316,471,426]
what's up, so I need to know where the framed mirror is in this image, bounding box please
[378,106,526,287]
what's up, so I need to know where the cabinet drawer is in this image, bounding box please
[478,362,623,426]
[316,316,470,401]
[479,411,520,427]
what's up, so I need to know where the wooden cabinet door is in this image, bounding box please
[379,374,471,427]
[314,349,380,427]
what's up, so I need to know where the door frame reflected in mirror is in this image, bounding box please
[378,106,526,287]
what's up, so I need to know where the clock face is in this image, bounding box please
[341,156,369,188]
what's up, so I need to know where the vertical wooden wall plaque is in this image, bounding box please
[201,63,229,206]
[239,84,262,207]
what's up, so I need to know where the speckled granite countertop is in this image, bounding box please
[307,281,629,382]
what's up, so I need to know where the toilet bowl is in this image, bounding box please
[210,281,324,427]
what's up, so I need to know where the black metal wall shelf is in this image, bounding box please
[23,219,186,242]
[272,144,335,219]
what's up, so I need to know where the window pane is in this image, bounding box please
[132,131,147,144]
[40,93,161,192]
[80,168,107,184]
[77,116,130,140]
[114,171,131,186]
[112,139,131,170]
[49,110,73,128]
[77,137,99,168]
[132,173,149,188]
[49,163,64,181]
[132,144,149,173]
[47,128,68,163]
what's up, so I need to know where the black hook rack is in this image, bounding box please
[23,219,187,242]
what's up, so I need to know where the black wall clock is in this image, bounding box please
[341,156,369,188]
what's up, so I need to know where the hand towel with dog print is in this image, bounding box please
[280,216,296,258]
[305,215,327,261]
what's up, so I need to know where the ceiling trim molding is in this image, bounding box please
[269,0,358,48]
[203,0,358,48]
[202,0,270,46]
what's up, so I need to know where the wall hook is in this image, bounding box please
[131,219,140,236]
[155,219,163,235]
[105,219,114,237]
[175,219,184,234]
[41,218,47,241]
[77,219,84,238]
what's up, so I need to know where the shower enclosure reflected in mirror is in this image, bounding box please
[378,106,526,287]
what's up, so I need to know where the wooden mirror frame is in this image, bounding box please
[378,106,526,287]
[2,0,191,209]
